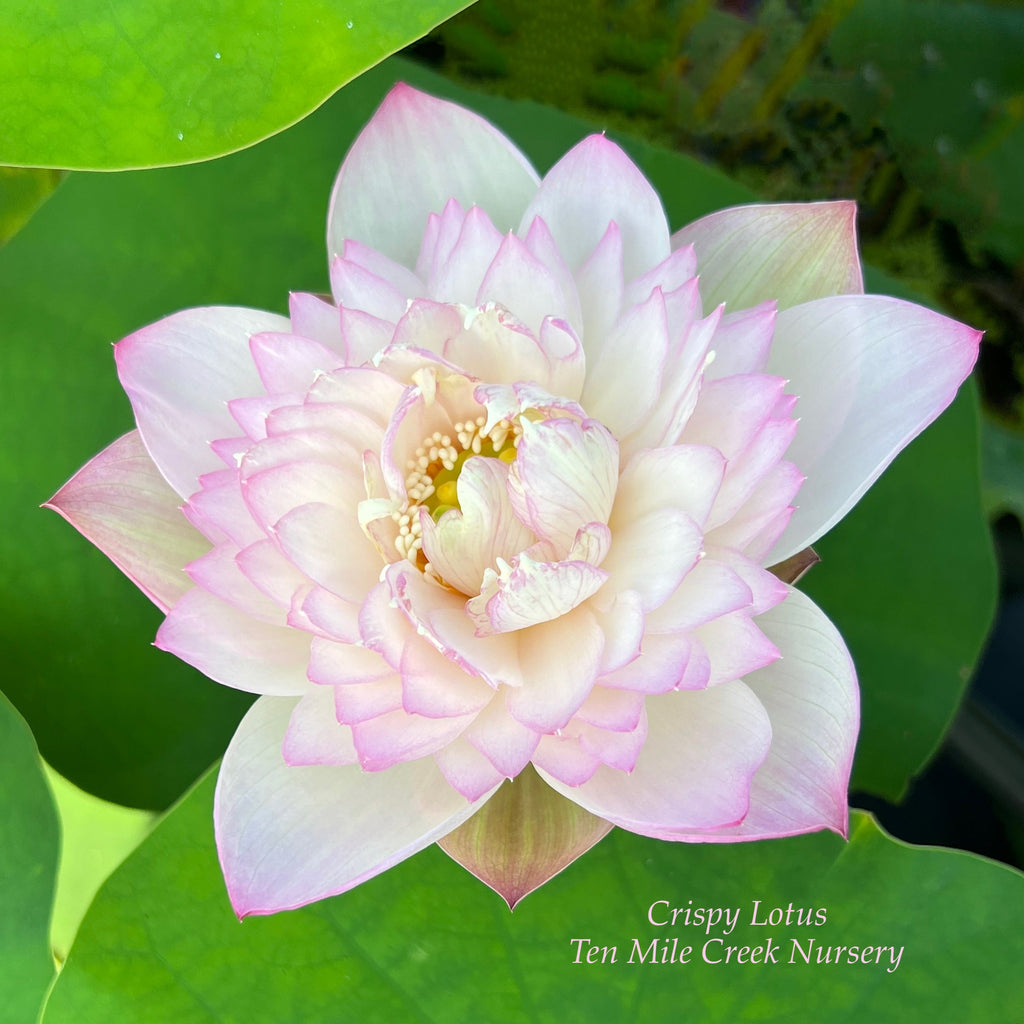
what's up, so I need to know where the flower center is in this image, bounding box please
[392,415,521,568]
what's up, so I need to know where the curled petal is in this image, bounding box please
[508,416,618,556]
[468,554,608,635]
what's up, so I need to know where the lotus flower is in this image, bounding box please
[48,84,981,916]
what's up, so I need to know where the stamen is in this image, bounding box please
[390,411,523,573]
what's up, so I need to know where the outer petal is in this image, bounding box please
[518,135,670,280]
[45,431,209,613]
[156,588,311,696]
[537,681,771,835]
[660,586,858,841]
[439,765,611,909]
[764,294,982,562]
[672,201,863,312]
[215,696,492,916]
[115,306,290,499]
[328,84,540,268]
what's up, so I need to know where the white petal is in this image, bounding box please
[328,84,540,268]
[518,135,670,279]
[764,295,981,561]
[538,681,771,834]
[657,586,858,841]
[215,695,491,916]
[115,307,290,498]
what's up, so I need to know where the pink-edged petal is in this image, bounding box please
[350,707,474,771]
[519,135,670,280]
[296,585,362,643]
[704,301,777,379]
[282,686,359,766]
[506,605,604,732]
[598,632,693,695]
[537,680,771,835]
[443,304,551,390]
[156,587,311,696]
[477,232,574,337]
[523,216,584,333]
[183,469,262,549]
[673,201,863,312]
[463,692,540,777]
[115,306,290,499]
[573,221,624,352]
[45,431,209,614]
[592,589,645,673]
[328,83,540,268]
[288,292,343,353]
[438,764,611,909]
[538,317,586,401]
[428,205,505,305]
[697,611,781,686]
[374,568,524,690]
[400,639,494,719]
[706,460,804,558]
[308,637,393,686]
[623,243,698,309]
[273,502,383,604]
[659,586,858,841]
[575,709,648,772]
[334,675,405,725]
[708,544,789,615]
[532,733,601,787]
[340,308,395,366]
[185,543,286,624]
[249,332,343,395]
[682,373,788,459]
[612,444,725,530]
[764,294,982,562]
[434,737,506,801]
[235,537,309,612]
[215,695,491,917]
[329,256,408,322]
[340,238,425,298]
[581,286,668,439]
[572,685,645,732]
[508,416,618,555]
[646,556,753,634]
[623,305,721,455]
[599,507,703,612]
[469,554,608,635]
[705,416,799,531]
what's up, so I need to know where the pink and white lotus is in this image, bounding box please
[48,85,981,915]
